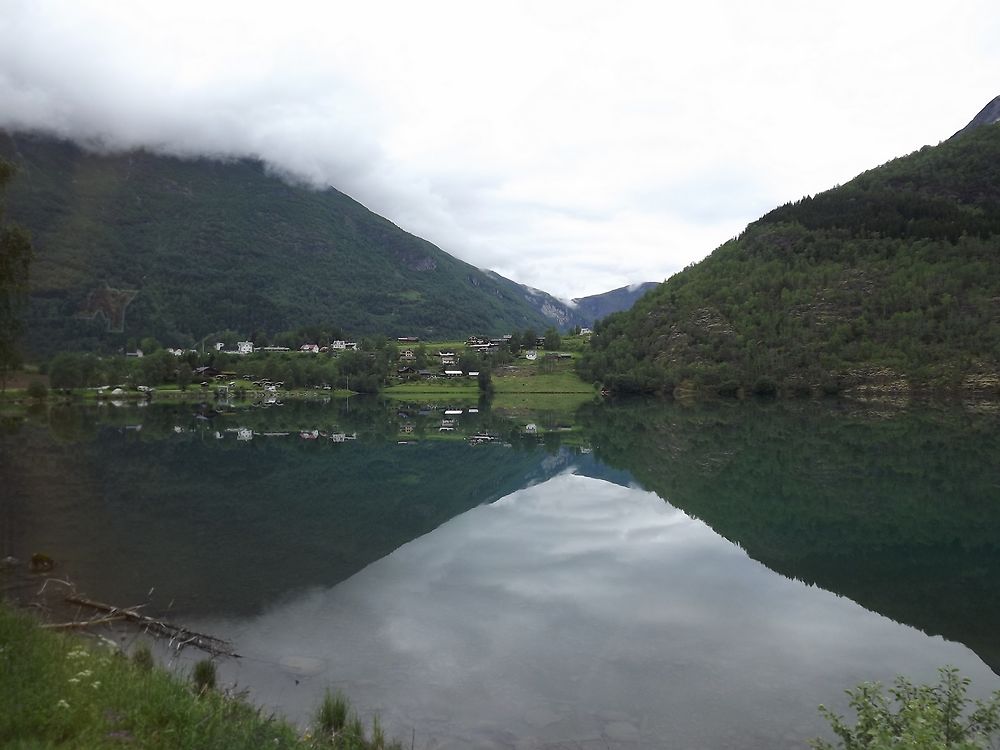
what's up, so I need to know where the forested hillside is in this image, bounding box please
[0,133,586,356]
[579,111,1000,395]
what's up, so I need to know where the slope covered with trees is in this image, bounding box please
[579,114,1000,395]
[0,133,587,357]
[0,158,33,389]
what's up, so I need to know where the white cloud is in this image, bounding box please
[1,0,998,297]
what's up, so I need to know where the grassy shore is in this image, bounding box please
[384,358,597,415]
[0,604,397,749]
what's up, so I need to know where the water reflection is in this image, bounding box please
[195,473,997,750]
[4,397,1000,748]
[1,399,589,616]
[579,399,1000,674]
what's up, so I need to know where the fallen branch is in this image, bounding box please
[65,594,239,658]
[42,614,126,630]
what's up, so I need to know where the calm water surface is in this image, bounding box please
[3,397,999,749]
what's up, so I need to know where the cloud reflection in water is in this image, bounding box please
[197,472,997,749]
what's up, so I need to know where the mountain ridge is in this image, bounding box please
[952,94,1000,139]
[571,282,659,325]
[0,131,616,354]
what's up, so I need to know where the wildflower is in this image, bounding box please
[67,649,89,660]
[68,678,80,684]
[56,699,70,709]
[77,669,93,678]
[91,681,101,689]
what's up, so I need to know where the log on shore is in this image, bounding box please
[64,594,239,658]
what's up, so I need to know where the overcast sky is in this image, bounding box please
[1,1,998,298]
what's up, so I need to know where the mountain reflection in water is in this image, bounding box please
[192,473,996,750]
[3,398,999,749]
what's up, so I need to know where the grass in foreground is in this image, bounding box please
[0,603,399,749]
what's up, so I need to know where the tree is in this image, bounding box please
[543,327,561,351]
[477,367,494,394]
[26,380,47,400]
[138,336,161,354]
[0,159,33,392]
[49,353,95,389]
[414,344,428,369]
[812,668,1000,750]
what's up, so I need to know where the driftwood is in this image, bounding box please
[42,614,126,630]
[65,594,239,658]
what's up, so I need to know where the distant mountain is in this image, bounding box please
[580,98,1000,395]
[571,282,658,325]
[485,274,589,330]
[0,133,590,355]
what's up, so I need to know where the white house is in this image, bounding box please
[237,341,254,355]
[580,327,593,335]
[299,343,320,354]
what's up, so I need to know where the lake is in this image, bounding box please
[3,396,999,748]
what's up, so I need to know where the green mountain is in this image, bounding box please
[0,132,587,356]
[580,102,1000,395]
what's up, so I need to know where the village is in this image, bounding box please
[95,328,592,393]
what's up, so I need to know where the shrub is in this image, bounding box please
[315,688,349,736]
[26,380,48,400]
[131,643,153,672]
[820,378,843,396]
[192,658,216,693]
[716,381,740,397]
[751,377,778,396]
[811,667,1000,749]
